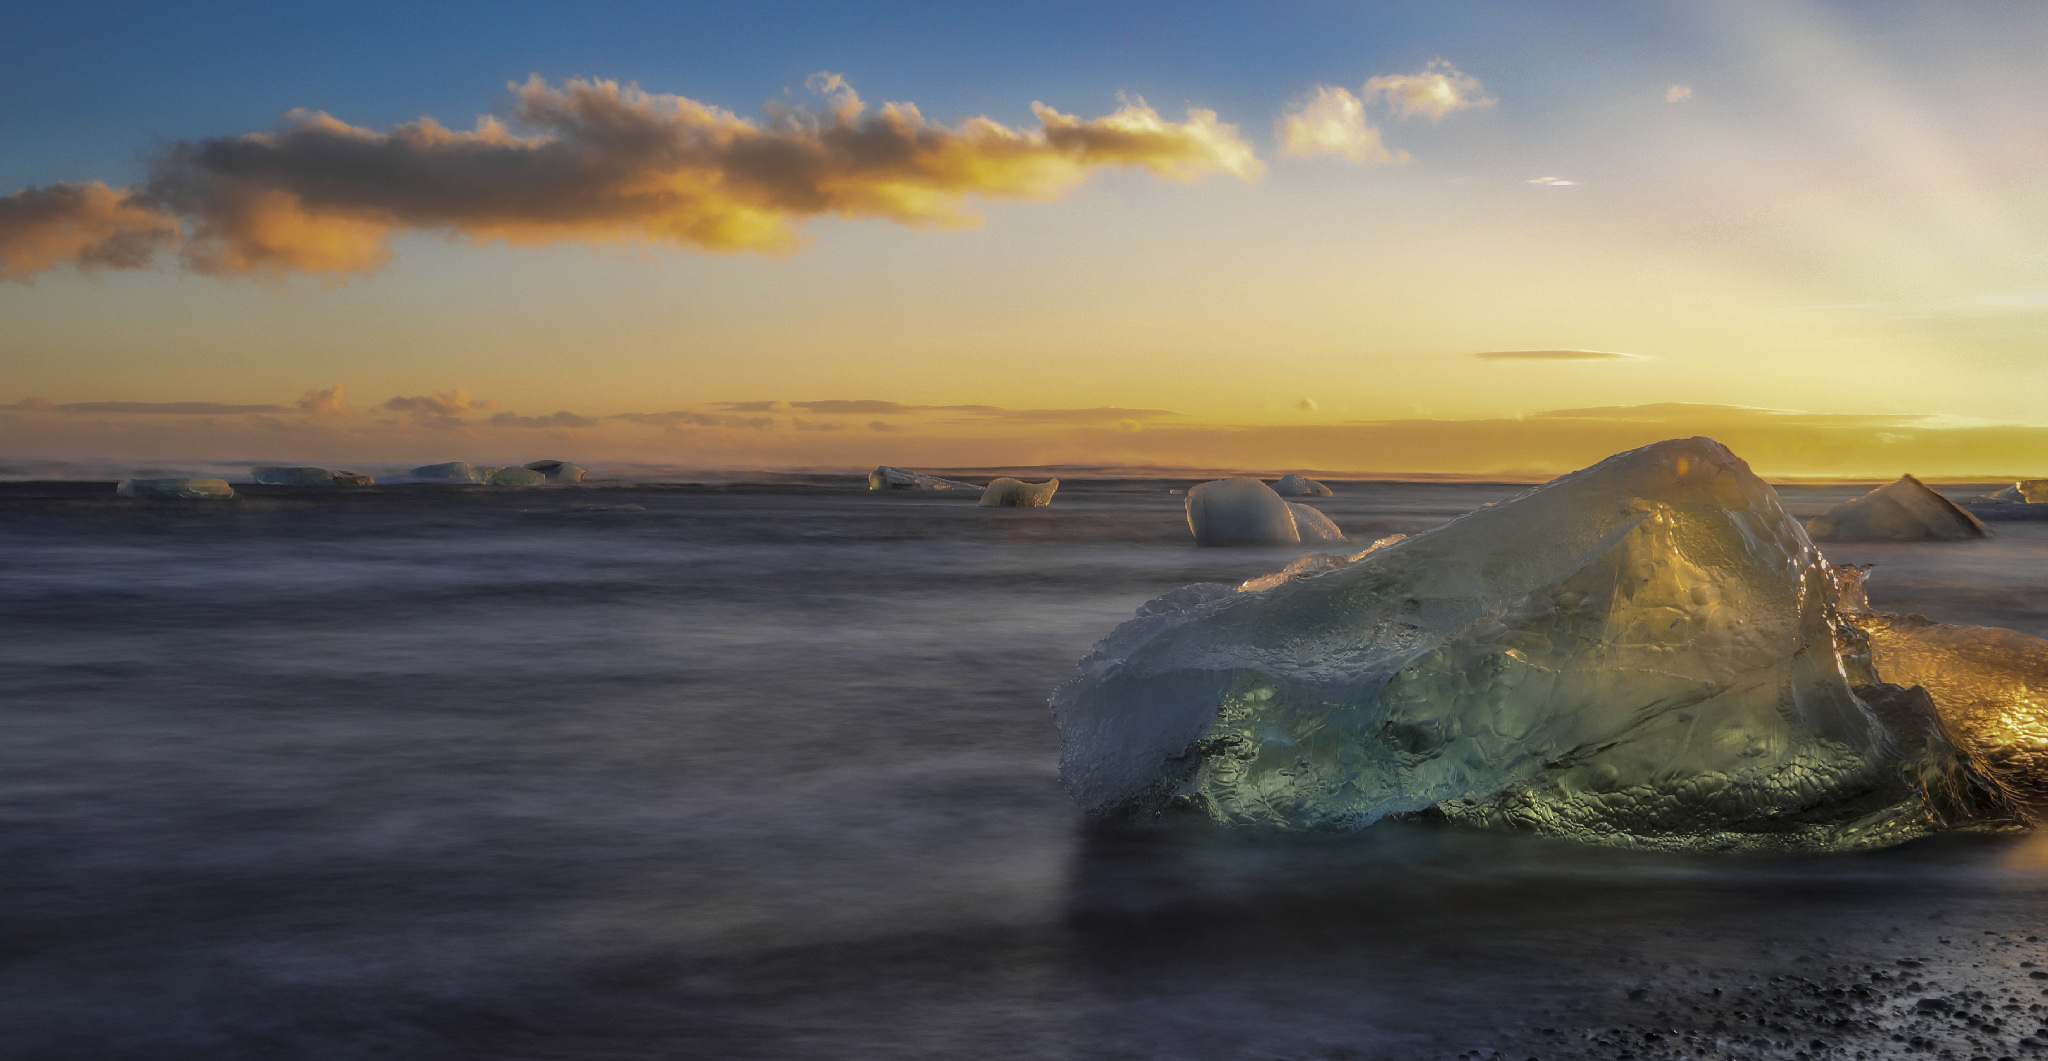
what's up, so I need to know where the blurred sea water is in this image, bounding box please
[4,475,2048,1060]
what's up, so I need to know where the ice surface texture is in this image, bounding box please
[867,466,981,492]
[1833,565,2048,817]
[1055,437,2000,851]
[979,477,1058,507]
[1186,478,1304,545]
[1272,474,1334,497]
[1805,475,1989,541]
[117,478,235,499]
[413,462,483,482]
[1289,503,1345,543]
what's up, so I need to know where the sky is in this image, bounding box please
[4,0,2047,477]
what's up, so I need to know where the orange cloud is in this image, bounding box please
[0,182,180,282]
[0,75,1262,281]
[383,388,496,421]
[297,384,348,417]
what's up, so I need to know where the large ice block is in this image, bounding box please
[1053,437,1997,851]
[412,462,484,482]
[485,466,545,486]
[1186,478,1298,545]
[1805,475,1990,542]
[979,477,1058,507]
[1833,564,2048,817]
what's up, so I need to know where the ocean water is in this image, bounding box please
[5,477,2048,1061]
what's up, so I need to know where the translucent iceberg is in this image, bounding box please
[117,478,234,499]
[412,462,484,482]
[1834,565,2048,817]
[2024,480,2048,504]
[979,477,1058,507]
[1805,475,1989,542]
[867,466,980,492]
[485,466,545,487]
[1288,502,1345,543]
[1272,474,1333,497]
[523,460,586,483]
[1186,478,1299,546]
[331,472,375,487]
[1054,437,2002,851]
[252,466,336,486]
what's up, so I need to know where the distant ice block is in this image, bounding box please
[1992,484,2025,502]
[331,472,375,487]
[1288,502,1345,542]
[979,477,1058,507]
[486,466,545,486]
[1053,437,2002,851]
[1805,475,1990,541]
[117,478,234,499]
[252,466,335,486]
[412,462,484,482]
[867,466,981,492]
[2022,480,2048,504]
[1272,474,1333,497]
[523,460,587,483]
[1185,477,1299,545]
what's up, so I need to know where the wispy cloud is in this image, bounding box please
[1277,86,1407,164]
[489,410,597,428]
[297,384,348,417]
[1472,349,1642,360]
[610,411,774,430]
[13,399,294,414]
[1,74,1262,281]
[383,388,496,420]
[1666,84,1694,103]
[714,399,1177,424]
[1526,177,1576,186]
[1363,60,1495,121]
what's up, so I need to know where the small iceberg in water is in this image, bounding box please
[1054,437,2033,852]
[117,478,235,499]
[868,466,981,492]
[523,460,586,482]
[979,477,1058,507]
[1185,477,1343,545]
[1805,474,1989,541]
[1271,474,1333,497]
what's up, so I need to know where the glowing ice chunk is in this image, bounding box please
[486,466,545,486]
[979,477,1058,507]
[412,462,484,482]
[1289,502,1345,542]
[1805,475,1989,541]
[1186,477,1298,546]
[1053,437,1992,851]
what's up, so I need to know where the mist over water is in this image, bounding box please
[5,478,2048,1060]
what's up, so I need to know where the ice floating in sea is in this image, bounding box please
[523,460,586,482]
[1805,475,1989,542]
[868,466,981,492]
[1053,437,2020,852]
[1289,502,1345,543]
[1186,477,1301,545]
[331,472,374,487]
[1272,474,1333,497]
[485,466,545,487]
[412,462,483,482]
[980,477,1058,507]
[252,466,337,486]
[118,478,236,499]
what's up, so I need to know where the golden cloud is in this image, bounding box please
[1277,86,1408,164]
[1363,60,1495,120]
[0,75,1261,280]
[0,182,180,282]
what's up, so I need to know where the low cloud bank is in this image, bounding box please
[5,391,2045,479]
[1,74,1261,281]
